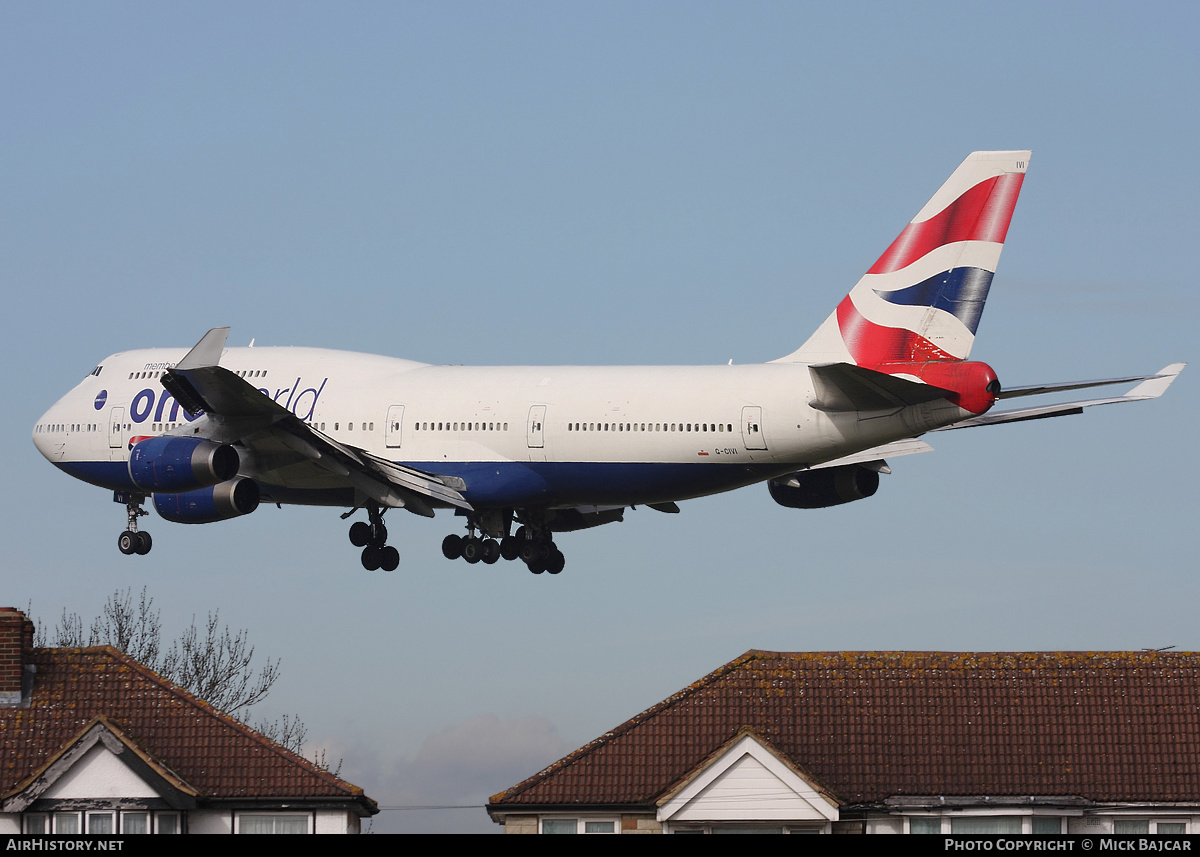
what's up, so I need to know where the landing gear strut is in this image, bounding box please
[117,494,152,556]
[347,503,399,571]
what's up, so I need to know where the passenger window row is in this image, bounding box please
[413,422,509,432]
[567,422,734,433]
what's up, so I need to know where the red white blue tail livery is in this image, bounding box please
[32,151,1183,574]
[782,150,1028,369]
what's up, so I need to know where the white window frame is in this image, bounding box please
[52,812,81,834]
[538,816,620,834]
[85,811,116,834]
[666,822,825,834]
[234,812,313,834]
[906,811,1074,835]
[1111,818,1191,835]
[154,812,181,834]
[120,811,151,834]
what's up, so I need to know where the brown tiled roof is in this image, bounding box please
[0,647,373,810]
[491,651,1200,809]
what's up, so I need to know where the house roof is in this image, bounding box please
[0,646,375,813]
[490,650,1200,810]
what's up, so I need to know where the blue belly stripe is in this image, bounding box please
[57,459,792,510]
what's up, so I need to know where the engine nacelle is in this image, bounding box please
[129,437,240,493]
[768,464,880,509]
[153,477,260,524]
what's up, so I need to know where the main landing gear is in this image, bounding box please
[117,494,152,556]
[442,522,565,575]
[348,503,399,572]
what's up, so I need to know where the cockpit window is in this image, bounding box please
[89,366,103,377]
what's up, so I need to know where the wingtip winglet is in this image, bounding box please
[1126,362,1186,400]
[177,327,231,370]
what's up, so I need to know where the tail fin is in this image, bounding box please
[775,150,1030,367]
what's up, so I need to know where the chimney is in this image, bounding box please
[0,608,34,706]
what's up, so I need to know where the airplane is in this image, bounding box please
[32,150,1183,575]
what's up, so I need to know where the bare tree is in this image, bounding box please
[161,611,280,715]
[87,588,162,668]
[255,712,308,752]
[33,589,324,764]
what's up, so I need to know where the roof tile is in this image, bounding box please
[0,647,368,802]
[492,651,1200,807]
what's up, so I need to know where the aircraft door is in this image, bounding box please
[741,405,767,450]
[385,405,405,448]
[109,407,125,450]
[526,405,546,449]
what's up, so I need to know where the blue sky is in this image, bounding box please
[2,2,1196,832]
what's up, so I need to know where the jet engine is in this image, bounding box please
[153,477,260,524]
[129,437,240,493]
[768,464,880,509]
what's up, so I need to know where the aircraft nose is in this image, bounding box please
[32,408,61,463]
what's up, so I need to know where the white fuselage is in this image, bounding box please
[34,346,972,510]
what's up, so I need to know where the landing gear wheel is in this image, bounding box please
[519,540,539,564]
[379,545,400,572]
[527,558,546,574]
[442,534,463,560]
[361,545,382,571]
[441,534,463,559]
[499,535,521,561]
[349,521,372,547]
[482,539,500,564]
[546,549,565,575]
[461,536,482,564]
[135,531,153,556]
[118,531,137,555]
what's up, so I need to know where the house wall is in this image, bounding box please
[42,744,159,800]
[1068,815,1200,835]
[315,809,356,834]
[193,810,356,834]
[502,815,538,834]
[621,815,662,834]
[862,817,903,834]
[500,813,661,834]
[0,808,358,834]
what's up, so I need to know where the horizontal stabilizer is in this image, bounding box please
[809,363,952,412]
[937,363,1184,430]
[807,438,935,472]
[998,364,1185,399]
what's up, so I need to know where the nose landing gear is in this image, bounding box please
[117,493,152,556]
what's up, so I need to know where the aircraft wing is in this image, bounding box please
[160,327,471,516]
[934,363,1185,430]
